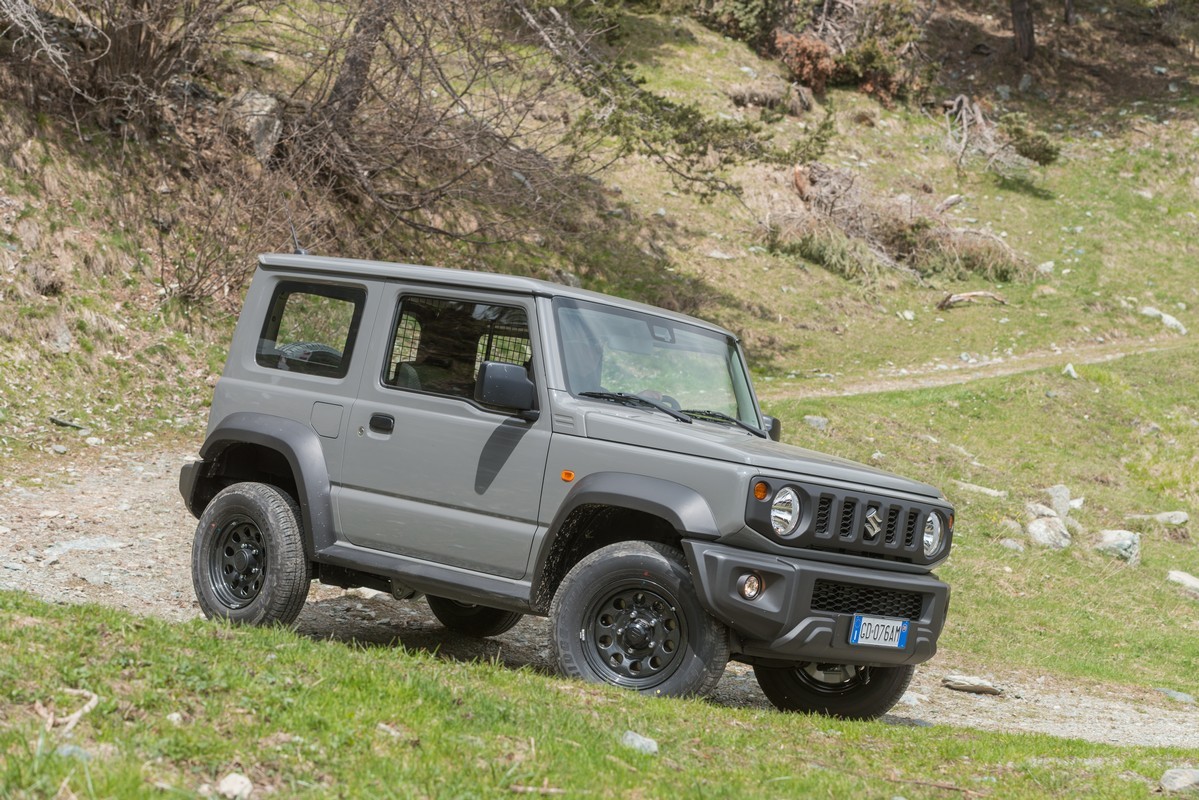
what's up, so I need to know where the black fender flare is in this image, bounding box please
[187,412,336,553]
[529,471,721,606]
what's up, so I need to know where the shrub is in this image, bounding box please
[773,30,834,93]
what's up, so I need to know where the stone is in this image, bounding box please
[1044,485,1072,519]
[706,249,736,260]
[228,90,282,164]
[45,536,129,558]
[1018,73,1034,92]
[1167,570,1199,595]
[50,444,67,455]
[999,538,1025,553]
[995,84,1012,101]
[1062,363,1079,379]
[1155,688,1197,705]
[951,480,1008,498]
[166,712,184,725]
[1161,769,1199,793]
[1094,530,1140,566]
[803,415,828,431]
[217,773,253,800]
[1141,306,1188,335]
[1027,517,1071,549]
[620,730,659,755]
[1025,502,1058,519]
[1128,511,1189,526]
[1036,260,1055,274]
[236,49,277,68]
[942,674,1002,695]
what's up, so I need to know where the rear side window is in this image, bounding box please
[383,295,531,401]
[256,281,365,378]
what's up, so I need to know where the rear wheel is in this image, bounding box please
[550,541,728,698]
[753,662,915,719]
[426,596,523,637]
[191,482,310,626]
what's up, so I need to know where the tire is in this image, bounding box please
[426,596,523,637]
[753,662,915,720]
[550,541,728,698]
[191,482,311,626]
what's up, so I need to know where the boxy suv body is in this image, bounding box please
[180,254,954,718]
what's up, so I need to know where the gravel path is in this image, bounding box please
[1,448,1196,749]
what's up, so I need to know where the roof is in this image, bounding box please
[257,253,736,338]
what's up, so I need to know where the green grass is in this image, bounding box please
[761,342,1199,691]
[0,591,1190,799]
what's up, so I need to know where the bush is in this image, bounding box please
[773,30,833,93]
[693,0,784,48]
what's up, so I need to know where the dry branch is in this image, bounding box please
[936,291,1008,310]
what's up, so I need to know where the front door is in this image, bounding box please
[336,288,550,579]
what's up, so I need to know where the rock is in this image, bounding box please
[706,249,736,260]
[942,674,1002,695]
[1141,306,1188,335]
[51,444,67,455]
[1128,511,1189,526]
[995,84,1012,101]
[1155,688,1197,705]
[1062,363,1079,379]
[1064,517,1084,535]
[898,691,927,706]
[1069,497,1085,511]
[228,90,282,164]
[999,519,1023,535]
[217,773,253,800]
[1043,485,1072,519]
[1025,502,1058,519]
[1167,570,1199,595]
[803,415,828,431]
[166,712,184,725]
[236,49,277,68]
[55,744,91,761]
[1036,260,1055,274]
[1018,73,1034,92]
[999,538,1025,553]
[1094,530,1140,565]
[1161,769,1199,793]
[85,437,102,446]
[620,730,659,755]
[951,480,1008,498]
[1027,517,1071,549]
[3,563,25,571]
[899,310,915,321]
[45,535,129,558]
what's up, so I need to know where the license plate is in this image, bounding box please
[850,615,909,649]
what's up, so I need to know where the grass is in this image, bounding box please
[0,590,1192,799]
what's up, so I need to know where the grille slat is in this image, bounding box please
[811,579,924,621]
[838,499,857,539]
[905,510,920,548]
[885,507,901,545]
[814,497,832,537]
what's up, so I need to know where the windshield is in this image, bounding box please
[555,298,759,426]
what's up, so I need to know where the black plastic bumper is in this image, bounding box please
[683,539,949,667]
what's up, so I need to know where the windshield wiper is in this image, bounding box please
[579,391,692,424]
[681,409,768,439]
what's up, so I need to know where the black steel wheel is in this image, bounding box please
[191,482,310,626]
[426,596,524,637]
[753,662,915,720]
[550,541,728,697]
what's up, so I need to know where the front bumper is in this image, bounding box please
[683,540,949,667]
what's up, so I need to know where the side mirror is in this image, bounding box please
[763,415,782,442]
[475,361,538,419]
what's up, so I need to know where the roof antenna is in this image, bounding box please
[289,219,309,256]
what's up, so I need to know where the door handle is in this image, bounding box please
[369,413,395,434]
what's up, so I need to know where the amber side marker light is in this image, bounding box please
[753,481,769,501]
[561,470,575,482]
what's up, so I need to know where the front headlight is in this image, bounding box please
[770,487,801,537]
[923,512,945,557]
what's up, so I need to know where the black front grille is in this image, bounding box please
[811,579,924,621]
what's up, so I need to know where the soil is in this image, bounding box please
[2,446,1196,749]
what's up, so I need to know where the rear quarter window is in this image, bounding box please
[256,281,366,378]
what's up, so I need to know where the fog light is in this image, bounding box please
[737,572,764,601]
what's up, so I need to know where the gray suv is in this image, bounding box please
[180,253,953,719]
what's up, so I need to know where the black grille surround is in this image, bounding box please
[811,579,925,621]
[745,479,952,565]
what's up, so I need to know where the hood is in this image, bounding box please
[582,406,944,500]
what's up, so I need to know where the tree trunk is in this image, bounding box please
[320,0,398,128]
[1011,0,1035,61]
[1064,0,1075,25]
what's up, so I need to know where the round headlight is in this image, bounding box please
[770,487,801,537]
[923,512,945,557]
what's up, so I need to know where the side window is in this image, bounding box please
[256,282,365,379]
[383,295,531,402]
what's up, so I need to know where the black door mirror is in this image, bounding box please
[475,361,538,419]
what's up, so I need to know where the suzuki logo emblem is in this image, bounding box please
[864,508,883,540]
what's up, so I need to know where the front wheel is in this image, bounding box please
[753,662,915,719]
[426,595,523,637]
[550,541,728,698]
